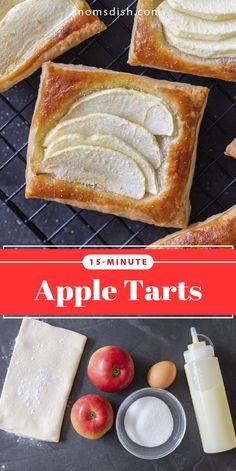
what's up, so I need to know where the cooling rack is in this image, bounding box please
[0,0,235,247]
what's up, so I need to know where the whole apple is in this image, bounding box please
[87,346,135,392]
[71,394,114,439]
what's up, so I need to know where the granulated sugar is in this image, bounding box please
[124,396,174,447]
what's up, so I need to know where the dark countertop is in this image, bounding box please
[0,317,235,471]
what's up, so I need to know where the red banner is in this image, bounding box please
[0,249,235,316]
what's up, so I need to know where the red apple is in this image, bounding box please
[71,394,114,439]
[87,346,135,392]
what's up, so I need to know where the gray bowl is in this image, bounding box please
[116,388,186,460]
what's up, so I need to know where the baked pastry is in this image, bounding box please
[225,139,236,159]
[0,0,106,93]
[26,62,208,228]
[128,0,236,82]
[0,319,87,442]
[150,205,236,247]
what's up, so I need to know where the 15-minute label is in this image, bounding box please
[83,254,154,270]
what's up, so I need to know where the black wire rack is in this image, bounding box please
[0,0,235,247]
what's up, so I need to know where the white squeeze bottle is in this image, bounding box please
[184,327,236,453]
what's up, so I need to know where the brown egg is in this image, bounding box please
[147,361,177,389]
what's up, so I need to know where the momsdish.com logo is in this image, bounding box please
[80,7,158,18]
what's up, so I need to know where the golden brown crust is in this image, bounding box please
[0,1,106,93]
[128,0,236,82]
[225,139,236,159]
[150,205,236,246]
[25,62,209,228]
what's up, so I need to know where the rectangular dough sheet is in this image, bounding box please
[0,318,87,442]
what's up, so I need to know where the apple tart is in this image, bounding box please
[128,0,236,82]
[26,62,208,228]
[150,205,236,247]
[0,0,106,93]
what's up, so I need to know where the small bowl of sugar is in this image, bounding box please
[116,387,186,459]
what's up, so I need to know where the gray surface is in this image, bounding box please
[0,317,235,471]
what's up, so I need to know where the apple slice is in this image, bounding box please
[45,134,158,195]
[167,0,236,20]
[64,88,174,136]
[165,30,236,58]
[0,0,24,22]
[44,114,162,168]
[39,145,146,200]
[158,2,236,40]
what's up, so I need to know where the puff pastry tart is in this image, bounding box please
[0,0,106,93]
[150,205,236,247]
[26,62,208,228]
[128,0,236,82]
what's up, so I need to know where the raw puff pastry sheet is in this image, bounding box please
[0,319,87,442]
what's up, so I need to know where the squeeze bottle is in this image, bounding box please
[184,328,236,453]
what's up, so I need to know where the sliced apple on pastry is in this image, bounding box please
[157,2,236,40]
[26,63,209,226]
[45,134,158,195]
[44,113,162,169]
[165,30,236,58]
[64,88,174,136]
[38,145,146,200]
[167,0,236,20]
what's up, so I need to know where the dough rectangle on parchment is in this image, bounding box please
[0,318,87,442]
